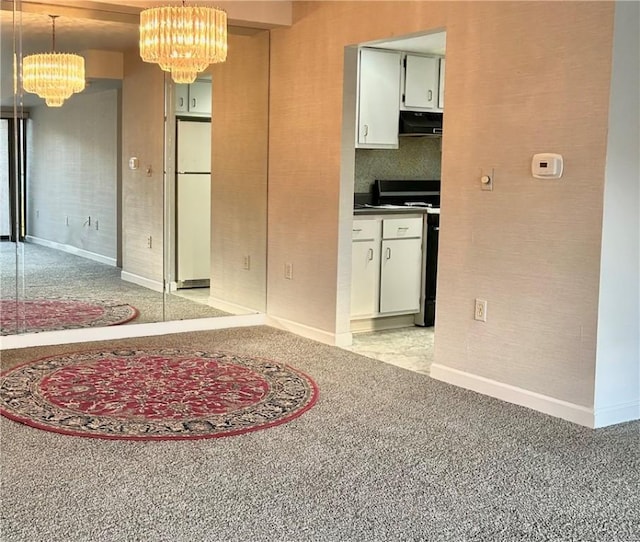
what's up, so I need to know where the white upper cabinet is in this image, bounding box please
[356,48,401,149]
[188,81,212,114]
[175,80,212,117]
[401,54,443,112]
[438,58,445,110]
[175,84,189,113]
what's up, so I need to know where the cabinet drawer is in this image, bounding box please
[382,217,422,239]
[352,219,378,240]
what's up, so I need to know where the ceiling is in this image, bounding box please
[1,2,445,108]
[364,30,447,56]
[1,5,140,107]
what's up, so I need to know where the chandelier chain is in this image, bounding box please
[49,15,59,52]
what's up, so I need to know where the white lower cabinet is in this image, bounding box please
[350,218,380,318]
[379,237,422,313]
[350,215,423,319]
[351,239,379,317]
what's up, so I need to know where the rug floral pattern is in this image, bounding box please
[0,348,318,440]
[0,298,138,335]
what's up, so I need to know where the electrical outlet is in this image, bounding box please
[284,263,293,280]
[243,255,250,270]
[474,299,487,322]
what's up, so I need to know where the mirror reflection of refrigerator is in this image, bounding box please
[176,119,211,288]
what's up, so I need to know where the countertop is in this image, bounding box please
[354,205,440,216]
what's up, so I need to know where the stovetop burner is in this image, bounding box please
[374,179,441,207]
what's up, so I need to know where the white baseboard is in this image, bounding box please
[351,314,416,333]
[0,313,267,350]
[266,315,352,347]
[430,363,596,428]
[120,271,164,293]
[593,400,640,428]
[207,296,262,316]
[25,236,116,267]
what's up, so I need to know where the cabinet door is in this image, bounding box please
[379,237,422,314]
[351,240,379,317]
[188,81,212,115]
[438,58,445,110]
[175,84,189,113]
[403,55,439,110]
[357,48,401,148]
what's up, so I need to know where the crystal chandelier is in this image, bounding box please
[22,15,85,107]
[139,2,228,84]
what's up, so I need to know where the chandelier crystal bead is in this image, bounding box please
[22,16,85,107]
[139,5,228,84]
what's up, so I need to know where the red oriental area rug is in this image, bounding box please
[0,348,319,440]
[0,298,138,335]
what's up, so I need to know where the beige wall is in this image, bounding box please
[268,1,615,407]
[121,50,165,284]
[210,31,269,312]
[27,89,119,260]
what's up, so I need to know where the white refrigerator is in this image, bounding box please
[176,119,211,288]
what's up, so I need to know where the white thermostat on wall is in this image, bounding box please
[532,153,563,179]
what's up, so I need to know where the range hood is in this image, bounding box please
[399,111,443,137]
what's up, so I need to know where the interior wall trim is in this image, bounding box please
[430,363,597,428]
[207,295,262,316]
[266,315,353,347]
[594,401,640,429]
[0,313,267,350]
[26,236,116,267]
[120,271,163,293]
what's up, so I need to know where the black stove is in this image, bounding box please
[374,179,441,207]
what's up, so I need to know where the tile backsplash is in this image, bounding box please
[354,136,442,194]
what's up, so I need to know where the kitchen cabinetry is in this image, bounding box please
[438,58,445,109]
[379,218,423,313]
[401,53,444,112]
[176,80,212,116]
[350,214,423,319]
[356,48,401,149]
[351,219,380,317]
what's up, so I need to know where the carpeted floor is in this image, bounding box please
[1,326,638,542]
[0,242,230,333]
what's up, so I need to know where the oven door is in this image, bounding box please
[415,212,439,327]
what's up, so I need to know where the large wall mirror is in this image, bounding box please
[1,1,268,337]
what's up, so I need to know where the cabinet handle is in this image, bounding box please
[363,124,369,137]
[385,247,391,260]
[367,248,374,261]
[192,98,196,108]
[433,226,440,231]
[179,97,184,107]
[428,90,433,102]
[353,228,362,233]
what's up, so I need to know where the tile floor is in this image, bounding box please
[343,326,435,375]
[175,289,436,375]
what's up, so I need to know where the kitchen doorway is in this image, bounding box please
[340,29,447,375]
